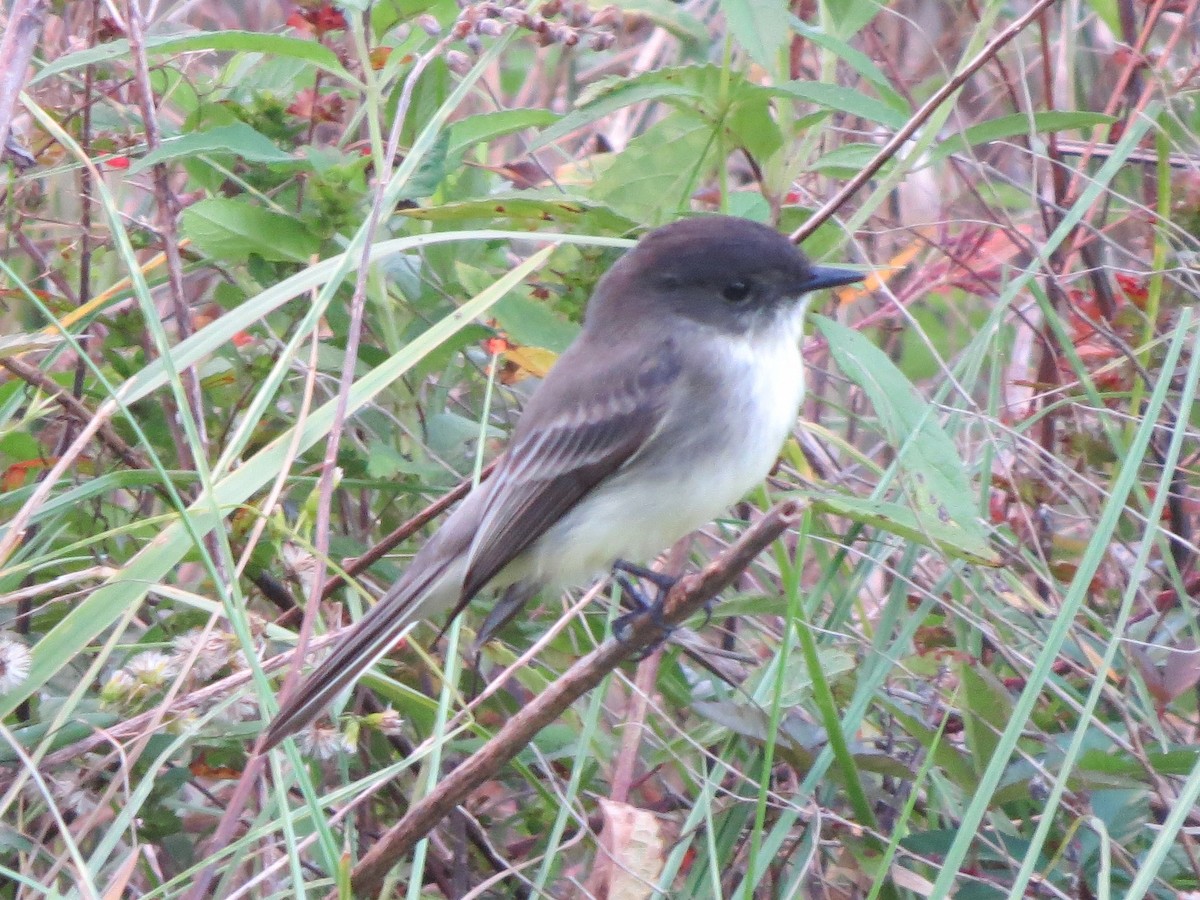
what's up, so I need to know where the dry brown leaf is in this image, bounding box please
[582,799,666,899]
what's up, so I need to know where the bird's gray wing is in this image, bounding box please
[266,342,682,747]
[455,344,683,607]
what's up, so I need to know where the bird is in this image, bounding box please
[264,215,863,748]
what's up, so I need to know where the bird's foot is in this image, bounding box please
[611,560,678,654]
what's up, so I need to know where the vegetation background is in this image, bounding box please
[0,0,1197,896]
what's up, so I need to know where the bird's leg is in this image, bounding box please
[612,559,721,640]
[611,559,678,643]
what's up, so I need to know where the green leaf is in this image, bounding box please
[814,315,998,564]
[960,663,1015,775]
[880,699,978,789]
[0,332,61,357]
[593,118,718,225]
[810,492,999,565]
[0,713,120,763]
[531,65,775,152]
[819,0,882,37]
[927,111,1117,165]
[457,262,580,352]
[395,194,639,233]
[491,294,579,353]
[398,131,449,201]
[128,123,295,175]
[789,18,908,112]
[446,109,560,162]
[724,87,784,161]
[809,142,896,179]
[1079,747,1200,779]
[32,30,353,86]
[720,0,791,71]
[1080,0,1121,34]
[181,198,321,263]
[775,80,908,129]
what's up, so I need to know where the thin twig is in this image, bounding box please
[790,0,1059,244]
[121,0,208,459]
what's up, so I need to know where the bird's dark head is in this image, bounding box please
[586,216,863,335]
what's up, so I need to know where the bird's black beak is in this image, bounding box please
[800,265,867,292]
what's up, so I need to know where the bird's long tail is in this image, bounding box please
[263,563,451,749]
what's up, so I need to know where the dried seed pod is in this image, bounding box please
[565,1,591,27]
[446,49,472,74]
[591,5,621,27]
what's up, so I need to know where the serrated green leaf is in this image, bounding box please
[181,199,320,263]
[720,0,790,71]
[593,118,717,225]
[531,65,774,152]
[776,80,908,129]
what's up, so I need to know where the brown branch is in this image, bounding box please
[790,0,1059,244]
[349,499,806,895]
[0,357,151,473]
[121,1,207,459]
[0,0,48,157]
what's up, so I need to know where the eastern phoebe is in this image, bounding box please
[265,215,863,748]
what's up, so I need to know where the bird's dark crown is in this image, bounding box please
[631,216,812,292]
[584,216,841,334]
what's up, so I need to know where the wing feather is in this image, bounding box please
[457,345,682,601]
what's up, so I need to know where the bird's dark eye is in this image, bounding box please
[722,279,753,304]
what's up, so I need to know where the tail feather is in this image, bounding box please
[263,563,450,749]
